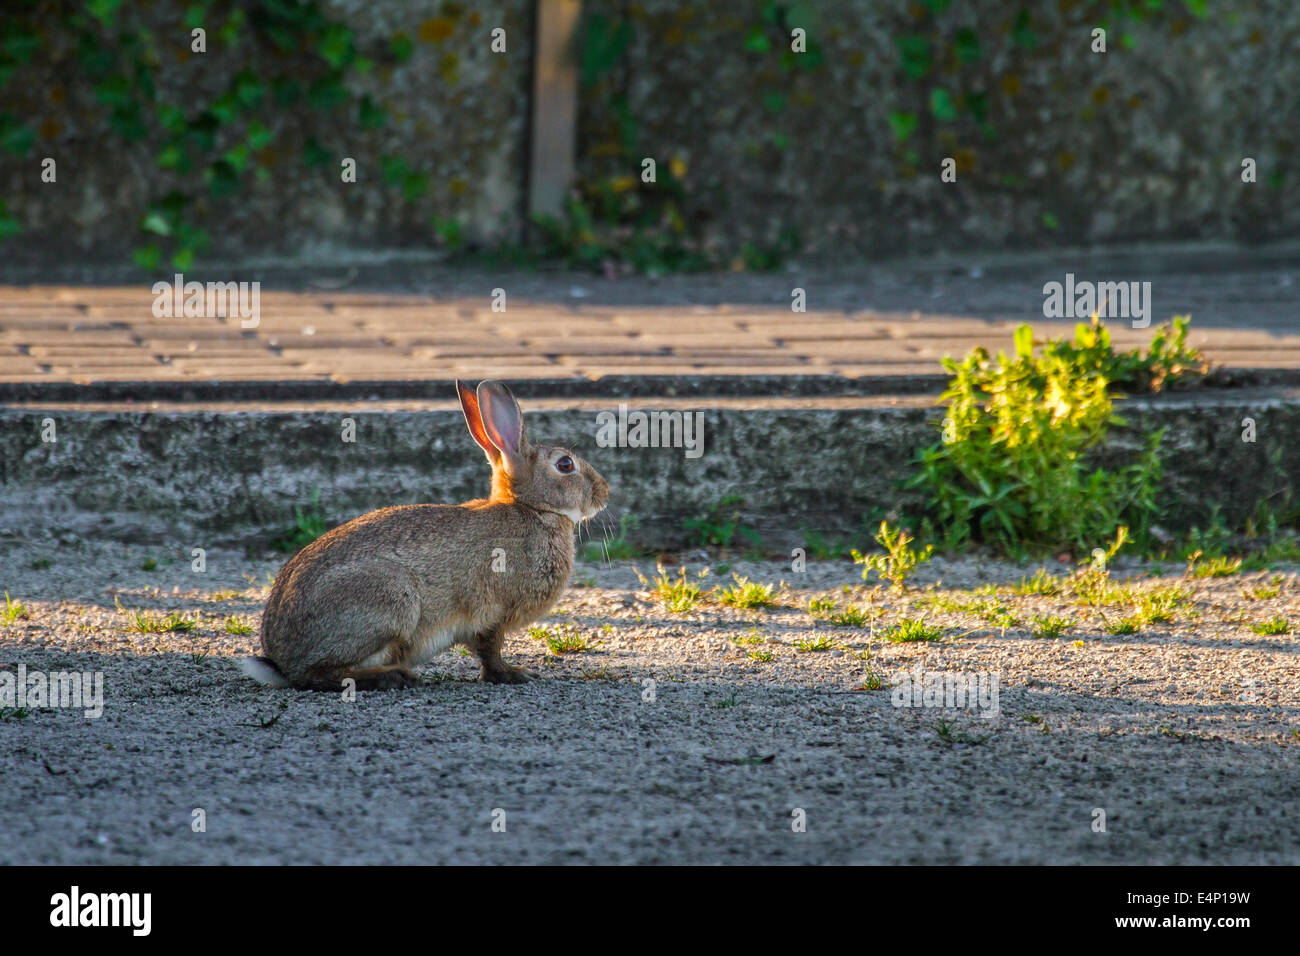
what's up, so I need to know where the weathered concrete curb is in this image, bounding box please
[1,387,1295,549]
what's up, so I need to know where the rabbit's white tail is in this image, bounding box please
[237,656,290,687]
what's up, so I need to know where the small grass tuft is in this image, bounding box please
[117,599,197,633]
[2,592,30,626]
[638,566,706,614]
[223,615,254,635]
[806,596,837,619]
[717,575,777,609]
[529,622,601,654]
[883,617,944,643]
[828,605,872,627]
[1104,615,1143,635]
[1242,577,1284,600]
[1189,553,1243,579]
[1029,614,1073,639]
[1251,616,1290,636]
[793,635,836,653]
[1010,568,1064,596]
[854,660,890,691]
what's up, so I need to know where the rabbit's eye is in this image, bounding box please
[555,455,575,474]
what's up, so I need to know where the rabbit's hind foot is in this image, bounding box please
[294,665,419,692]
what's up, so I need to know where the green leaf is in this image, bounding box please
[402,171,429,201]
[141,212,172,236]
[183,5,208,30]
[87,0,123,29]
[929,87,958,121]
[308,75,347,112]
[0,200,21,240]
[217,9,245,46]
[157,105,188,135]
[390,31,414,63]
[1012,10,1037,49]
[380,155,409,185]
[896,35,931,80]
[954,28,980,64]
[210,92,240,124]
[2,29,41,65]
[205,159,240,197]
[358,95,387,129]
[303,139,330,167]
[888,111,918,143]
[320,24,353,68]
[245,120,272,151]
[581,15,633,87]
[233,71,264,109]
[223,143,249,172]
[0,121,35,156]
[132,244,161,269]
[1014,325,1034,358]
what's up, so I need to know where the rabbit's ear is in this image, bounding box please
[457,379,501,465]
[476,380,525,459]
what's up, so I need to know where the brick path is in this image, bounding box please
[1,253,1298,388]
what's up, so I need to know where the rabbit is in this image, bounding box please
[238,379,609,691]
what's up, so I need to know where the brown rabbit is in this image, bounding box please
[239,379,609,691]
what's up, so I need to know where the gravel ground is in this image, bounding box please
[1,538,1297,865]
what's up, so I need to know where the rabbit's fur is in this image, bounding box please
[241,380,609,691]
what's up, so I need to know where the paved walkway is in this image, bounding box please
[1,244,1297,388]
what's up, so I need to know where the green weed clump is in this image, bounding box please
[883,617,944,643]
[717,575,778,609]
[271,490,329,553]
[853,521,933,592]
[2,592,29,626]
[910,317,1207,555]
[638,567,706,614]
[682,496,763,552]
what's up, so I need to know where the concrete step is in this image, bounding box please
[2,384,1295,549]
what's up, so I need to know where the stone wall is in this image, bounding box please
[0,1,534,265]
[1,1,1295,266]
[580,0,1300,257]
[2,389,1293,548]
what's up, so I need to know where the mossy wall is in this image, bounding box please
[0,0,1294,267]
